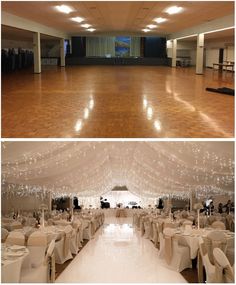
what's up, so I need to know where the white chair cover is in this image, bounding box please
[198,237,221,283]
[206,230,227,264]
[163,228,191,272]
[20,240,55,283]
[27,231,48,268]
[211,220,226,230]
[2,256,24,283]
[54,226,73,264]
[158,232,165,259]
[9,221,23,231]
[6,231,25,246]
[2,228,9,242]
[213,247,235,283]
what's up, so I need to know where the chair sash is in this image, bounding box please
[164,235,172,264]
[223,264,235,283]
[213,261,224,282]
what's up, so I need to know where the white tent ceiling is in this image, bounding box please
[2,141,234,199]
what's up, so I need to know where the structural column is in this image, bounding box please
[60,38,65,67]
[171,39,177,67]
[33,32,41,73]
[196,33,204,74]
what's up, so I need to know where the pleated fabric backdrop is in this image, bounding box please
[86,37,141,57]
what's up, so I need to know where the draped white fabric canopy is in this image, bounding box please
[2,141,234,199]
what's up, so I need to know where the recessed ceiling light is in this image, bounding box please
[87,28,96,32]
[147,24,157,29]
[165,6,183,15]
[81,24,91,28]
[142,29,150,33]
[154,17,167,24]
[71,17,84,23]
[55,5,73,14]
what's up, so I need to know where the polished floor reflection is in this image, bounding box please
[56,217,187,283]
[2,66,234,138]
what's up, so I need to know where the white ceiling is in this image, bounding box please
[1,1,234,36]
[2,141,234,199]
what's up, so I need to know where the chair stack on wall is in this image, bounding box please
[2,48,34,74]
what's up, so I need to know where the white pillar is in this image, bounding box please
[196,33,204,74]
[60,38,65,67]
[172,39,177,67]
[33,32,41,73]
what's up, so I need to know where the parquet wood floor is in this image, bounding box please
[2,66,234,138]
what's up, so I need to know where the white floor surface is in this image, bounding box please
[56,217,187,283]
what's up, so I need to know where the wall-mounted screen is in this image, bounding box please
[115,37,130,57]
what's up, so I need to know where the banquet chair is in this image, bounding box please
[208,216,217,225]
[225,247,234,266]
[26,217,37,227]
[69,225,78,255]
[143,218,152,239]
[26,231,48,268]
[163,228,192,272]
[206,231,227,264]
[20,240,55,283]
[54,225,73,264]
[187,216,195,223]
[72,221,82,250]
[158,232,165,259]
[82,219,92,240]
[6,231,25,246]
[1,255,24,283]
[213,248,235,283]
[183,220,193,227]
[9,221,23,231]
[198,237,221,283]
[152,222,159,247]
[211,221,226,230]
[1,228,9,242]
[225,215,234,231]
[47,219,54,226]
[184,225,193,234]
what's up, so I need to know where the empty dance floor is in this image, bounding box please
[2,66,234,138]
[56,217,187,283]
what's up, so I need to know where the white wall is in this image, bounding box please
[41,41,60,57]
[167,40,196,66]
[2,38,33,50]
[205,38,234,68]
[167,38,234,68]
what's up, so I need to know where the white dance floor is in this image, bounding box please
[56,217,187,283]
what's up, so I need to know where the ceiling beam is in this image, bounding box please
[2,11,70,40]
[168,14,234,40]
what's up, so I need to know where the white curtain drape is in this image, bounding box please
[2,142,234,199]
[86,37,115,57]
[130,37,141,57]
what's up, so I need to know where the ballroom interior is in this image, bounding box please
[1,1,235,138]
[1,141,235,283]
